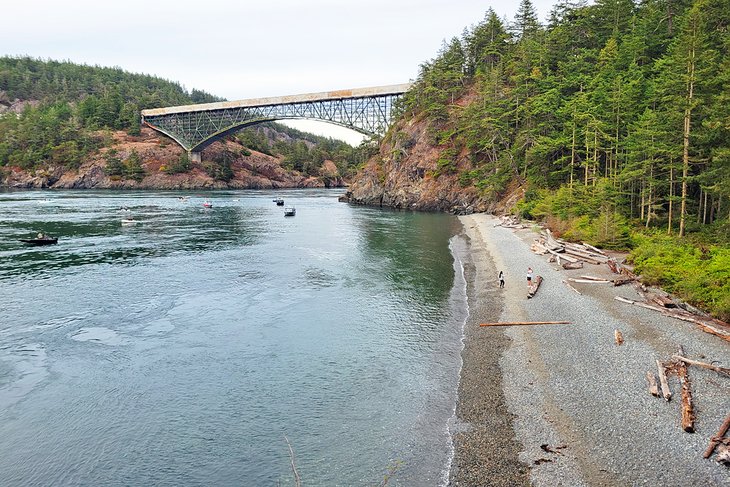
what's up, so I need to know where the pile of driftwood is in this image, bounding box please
[494,215,528,229]
[528,227,730,342]
[530,229,610,268]
[647,347,730,465]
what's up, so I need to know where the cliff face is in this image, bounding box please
[341,113,490,214]
[1,128,345,190]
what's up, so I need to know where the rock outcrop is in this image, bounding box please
[1,128,345,190]
[341,117,488,214]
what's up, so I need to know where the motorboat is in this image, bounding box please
[203,200,213,208]
[284,206,296,217]
[20,234,58,246]
[274,198,284,206]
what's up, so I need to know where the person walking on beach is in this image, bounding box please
[498,271,505,288]
[526,267,533,288]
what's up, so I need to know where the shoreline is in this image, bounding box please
[450,213,729,485]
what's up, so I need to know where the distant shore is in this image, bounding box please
[449,213,728,486]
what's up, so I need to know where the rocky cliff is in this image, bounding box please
[1,127,345,190]
[341,103,513,214]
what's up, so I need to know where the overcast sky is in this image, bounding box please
[2,0,558,144]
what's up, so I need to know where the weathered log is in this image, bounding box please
[656,360,672,401]
[563,246,609,263]
[543,229,564,251]
[579,275,610,281]
[614,329,624,345]
[607,258,620,274]
[703,414,730,459]
[562,261,584,270]
[568,278,611,284]
[563,249,605,265]
[527,275,543,298]
[646,371,660,397]
[652,295,677,308]
[582,242,607,255]
[612,276,634,286]
[672,354,730,377]
[480,321,571,327]
[676,345,695,433]
[547,248,577,263]
[614,296,730,343]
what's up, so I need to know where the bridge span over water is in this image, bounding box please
[141,83,412,161]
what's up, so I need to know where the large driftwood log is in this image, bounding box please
[562,261,584,270]
[479,321,571,327]
[527,275,543,298]
[614,296,730,343]
[652,295,677,308]
[672,354,730,377]
[703,414,730,459]
[582,242,607,255]
[676,345,695,433]
[548,248,578,263]
[646,371,660,397]
[569,278,611,284]
[579,275,610,281]
[656,360,672,401]
[563,249,605,265]
[612,276,634,286]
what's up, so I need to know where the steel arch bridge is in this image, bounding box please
[141,83,411,161]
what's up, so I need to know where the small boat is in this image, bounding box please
[20,234,58,246]
[121,219,138,225]
[284,206,296,217]
[203,200,213,208]
[274,198,284,206]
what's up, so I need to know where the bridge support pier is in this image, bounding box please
[189,151,202,163]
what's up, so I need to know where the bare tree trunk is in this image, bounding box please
[646,162,653,228]
[668,163,674,234]
[570,121,576,191]
[679,17,697,238]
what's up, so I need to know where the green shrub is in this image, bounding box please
[629,234,730,321]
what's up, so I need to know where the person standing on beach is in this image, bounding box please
[527,267,533,288]
[498,271,505,288]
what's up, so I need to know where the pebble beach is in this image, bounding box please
[449,213,729,486]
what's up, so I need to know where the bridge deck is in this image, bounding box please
[141,83,412,117]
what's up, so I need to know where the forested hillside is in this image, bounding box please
[348,0,729,318]
[0,57,370,180]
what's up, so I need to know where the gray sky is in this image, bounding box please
[3,0,557,144]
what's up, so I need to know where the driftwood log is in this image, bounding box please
[672,354,730,377]
[676,345,695,433]
[656,360,672,401]
[612,276,634,286]
[646,371,660,397]
[479,321,571,327]
[615,296,730,343]
[614,329,624,345]
[562,261,584,270]
[527,275,543,298]
[703,414,730,459]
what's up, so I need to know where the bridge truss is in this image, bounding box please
[141,84,411,157]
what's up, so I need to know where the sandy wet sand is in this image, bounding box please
[449,213,729,486]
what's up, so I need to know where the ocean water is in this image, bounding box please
[0,189,467,486]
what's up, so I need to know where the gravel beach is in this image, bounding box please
[449,213,729,486]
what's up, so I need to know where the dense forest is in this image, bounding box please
[0,57,370,178]
[391,0,728,318]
